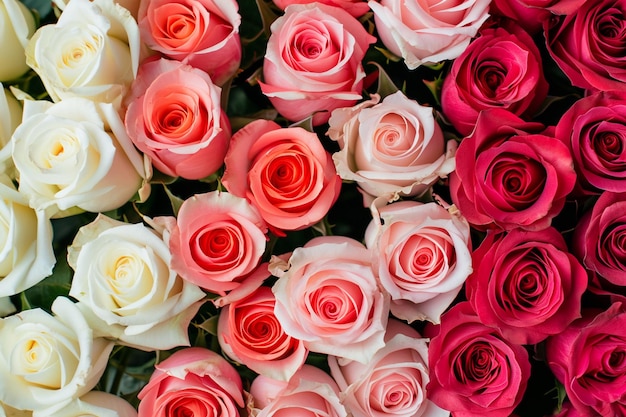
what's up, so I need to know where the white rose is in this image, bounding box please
[32,391,137,417]
[25,0,140,107]
[0,297,115,414]
[10,97,150,217]
[68,214,207,351]
[0,174,55,297]
[0,85,22,149]
[0,0,36,82]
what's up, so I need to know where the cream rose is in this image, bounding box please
[25,0,140,107]
[10,98,149,217]
[0,297,114,414]
[328,92,456,203]
[68,214,206,351]
[0,86,22,149]
[32,391,138,417]
[0,173,55,298]
[0,0,36,82]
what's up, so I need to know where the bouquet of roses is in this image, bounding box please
[1,0,625,415]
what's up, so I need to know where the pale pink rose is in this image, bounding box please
[138,347,244,417]
[163,191,268,295]
[272,0,370,17]
[251,365,348,417]
[328,319,449,417]
[137,0,241,85]
[222,119,341,232]
[328,92,457,202]
[369,0,491,69]
[260,3,376,125]
[218,285,308,381]
[270,236,390,364]
[365,200,472,324]
[124,58,230,180]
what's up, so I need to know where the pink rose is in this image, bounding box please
[270,236,390,364]
[490,0,585,34]
[124,58,230,180]
[137,0,241,85]
[364,200,472,323]
[161,191,268,295]
[555,90,626,195]
[465,227,587,345]
[251,365,347,417]
[217,285,308,381]
[137,347,244,417]
[328,318,449,417]
[441,22,549,137]
[427,302,531,417]
[272,0,370,16]
[573,191,626,286]
[328,92,457,202]
[369,0,490,69]
[545,0,626,92]
[545,303,626,416]
[222,119,342,232]
[449,108,577,231]
[260,3,376,125]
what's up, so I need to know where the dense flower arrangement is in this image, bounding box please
[0,0,625,416]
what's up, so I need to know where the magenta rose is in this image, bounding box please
[159,191,268,295]
[137,0,241,85]
[270,236,389,364]
[222,119,342,232]
[490,0,585,34]
[465,227,587,345]
[260,3,376,125]
[545,303,626,416]
[573,191,626,286]
[427,301,531,417]
[328,318,449,417]
[555,90,626,195]
[217,285,308,382]
[364,200,473,324]
[441,23,549,137]
[449,108,577,231]
[137,347,244,417]
[272,0,370,17]
[124,58,230,180]
[545,0,626,92]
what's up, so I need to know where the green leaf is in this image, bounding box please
[367,61,400,99]
[162,184,185,217]
[21,252,72,312]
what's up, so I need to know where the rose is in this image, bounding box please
[573,191,626,286]
[222,119,342,232]
[0,174,55,297]
[270,235,389,364]
[137,0,241,86]
[0,404,30,417]
[67,214,207,351]
[441,23,549,137]
[124,58,230,180]
[260,2,376,125]
[0,0,36,82]
[490,0,584,34]
[272,0,369,16]
[0,85,21,149]
[364,200,472,323]
[545,303,626,416]
[427,301,531,417]
[250,364,347,417]
[161,191,268,295]
[328,92,457,203]
[217,284,308,381]
[465,227,587,345]
[10,98,148,217]
[33,391,138,417]
[555,90,626,195]
[0,297,115,414]
[137,347,245,417]
[25,0,140,107]
[545,0,626,92]
[369,0,490,69]
[449,108,577,231]
[328,318,449,417]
